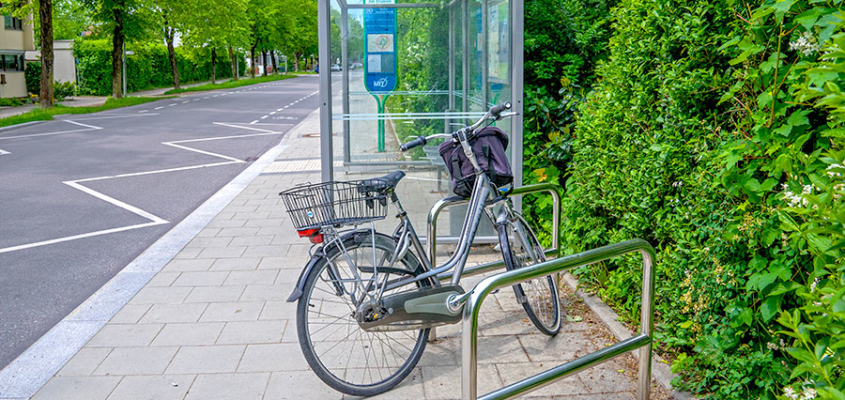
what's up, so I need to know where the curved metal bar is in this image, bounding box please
[459,239,657,400]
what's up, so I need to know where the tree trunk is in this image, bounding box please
[39,0,54,108]
[211,48,217,84]
[271,50,278,75]
[250,46,256,78]
[111,0,125,98]
[262,51,268,76]
[293,53,299,72]
[228,45,238,81]
[164,20,179,90]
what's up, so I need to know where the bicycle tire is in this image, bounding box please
[296,232,431,396]
[498,214,561,336]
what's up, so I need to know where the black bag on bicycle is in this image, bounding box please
[438,126,513,198]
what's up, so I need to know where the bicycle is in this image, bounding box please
[281,102,561,396]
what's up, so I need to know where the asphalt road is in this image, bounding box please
[0,76,320,369]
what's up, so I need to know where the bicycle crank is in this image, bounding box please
[355,285,464,332]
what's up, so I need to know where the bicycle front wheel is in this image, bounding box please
[296,232,430,396]
[498,214,561,336]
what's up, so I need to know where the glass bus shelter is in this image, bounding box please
[316,0,525,242]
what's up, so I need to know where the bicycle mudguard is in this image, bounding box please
[287,248,327,302]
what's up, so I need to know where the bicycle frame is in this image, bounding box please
[381,171,510,292]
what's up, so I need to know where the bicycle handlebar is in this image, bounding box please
[400,102,514,152]
[399,135,427,152]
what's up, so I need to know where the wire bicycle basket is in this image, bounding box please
[280,180,390,230]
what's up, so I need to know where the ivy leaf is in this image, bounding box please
[774,124,793,137]
[747,271,777,291]
[762,229,779,246]
[818,14,843,45]
[795,7,825,30]
[769,282,803,296]
[757,91,773,109]
[761,178,779,192]
[787,110,810,126]
[761,295,782,322]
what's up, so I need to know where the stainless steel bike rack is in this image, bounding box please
[456,239,656,400]
[428,182,562,282]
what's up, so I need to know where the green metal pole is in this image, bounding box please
[377,95,385,152]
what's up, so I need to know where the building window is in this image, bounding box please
[4,15,22,30]
[1,55,24,72]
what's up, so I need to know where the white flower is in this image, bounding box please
[790,31,819,56]
[781,184,814,207]
[810,278,819,292]
[801,387,817,400]
[784,386,799,400]
[827,164,843,178]
[767,342,778,350]
[672,181,683,188]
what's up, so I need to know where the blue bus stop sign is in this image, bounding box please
[364,0,397,152]
[364,0,397,93]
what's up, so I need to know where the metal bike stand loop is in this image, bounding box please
[428,183,562,278]
[454,239,657,400]
[426,183,562,341]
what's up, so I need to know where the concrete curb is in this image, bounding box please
[561,273,697,400]
[0,108,317,400]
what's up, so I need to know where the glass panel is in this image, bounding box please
[5,54,18,71]
[326,0,514,241]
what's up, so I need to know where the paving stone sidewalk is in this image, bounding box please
[25,109,654,400]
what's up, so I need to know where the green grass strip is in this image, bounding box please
[164,74,297,95]
[0,97,168,128]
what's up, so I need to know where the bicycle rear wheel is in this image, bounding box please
[498,214,561,336]
[296,232,430,396]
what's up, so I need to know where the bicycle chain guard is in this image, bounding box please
[355,285,464,332]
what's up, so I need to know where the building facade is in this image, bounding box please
[0,13,34,98]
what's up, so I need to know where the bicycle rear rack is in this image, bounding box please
[453,239,656,400]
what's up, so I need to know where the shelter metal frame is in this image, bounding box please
[318,0,525,191]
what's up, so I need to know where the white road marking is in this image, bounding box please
[0,148,9,155]
[181,101,189,104]
[139,110,149,113]
[0,119,285,255]
[155,106,164,110]
[169,103,177,107]
[60,114,158,122]
[250,120,259,124]
[260,116,268,119]
[64,181,168,224]
[0,221,166,255]
[0,120,101,140]
[163,142,244,163]
[63,120,104,130]
[212,122,284,134]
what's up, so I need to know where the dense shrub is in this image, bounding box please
[548,0,845,398]
[74,39,247,96]
[54,81,76,100]
[718,1,845,398]
[521,0,617,244]
[25,62,40,95]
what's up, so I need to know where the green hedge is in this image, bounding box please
[74,39,247,96]
[544,0,845,398]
